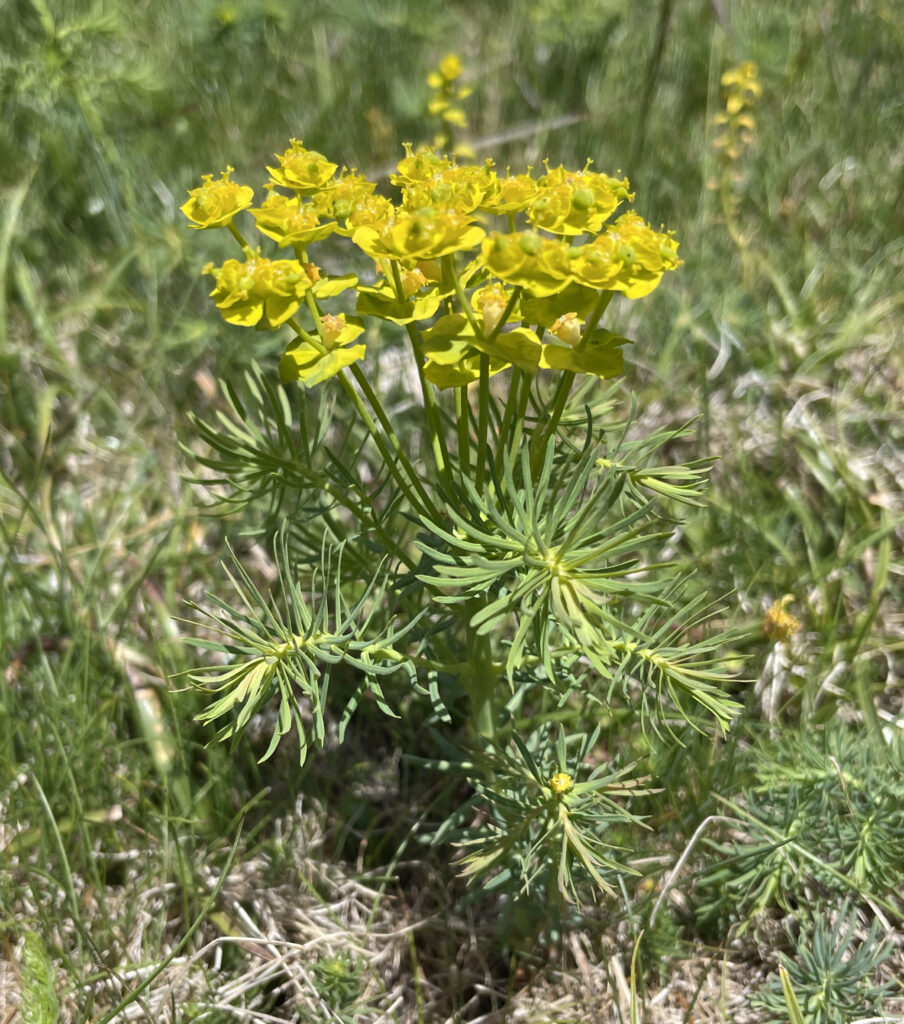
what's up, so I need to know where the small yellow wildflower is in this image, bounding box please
[400,267,429,298]
[249,190,337,248]
[280,313,367,388]
[203,252,311,327]
[478,171,537,215]
[425,55,472,153]
[721,61,762,116]
[479,232,574,297]
[352,208,485,261]
[713,61,761,189]
[570,234,623,291]
[267,139,338,194]
[402,162,493,215]
[392,144,453,186]
[313,171,377,222]
[549,772,573,795]
[763,595,801,642]
[317,313,364,350]
[595,213,682,299]
[344,194,395,231]
[180,166,254,229]
[528,165,632,237]
[431,53,463,85]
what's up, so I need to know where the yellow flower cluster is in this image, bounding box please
[203,252,311,327]
[250,189,337,248]
[426,53,473,155]
[479,214,679,300]
[267,138,338,193]
[352,208,485,262]
[183,139,682,390]
[714,61,761,165]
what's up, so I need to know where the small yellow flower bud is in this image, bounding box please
[549,772,573,795]
[482,300,506,335]
[320,314,346,347]
[438,53,463,82]
[417,259,442,282]
[400,268,428,298]
[549,312,582,347]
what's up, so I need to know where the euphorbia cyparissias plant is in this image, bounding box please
[180,139,737,905]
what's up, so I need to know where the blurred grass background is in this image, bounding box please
[1,0,902,1020]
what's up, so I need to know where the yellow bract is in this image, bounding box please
[478,172,537,215]
[392,144,454,186]
[401,161,494,215]
[180,167,254,229]
[313,171,377,224]
[480,232,574,297]
[602,212,682,299]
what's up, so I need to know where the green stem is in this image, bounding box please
[465,610,498,741]
[347,365,440,520]
[445,253,482,337]
[530,290,614,471]
[456,386,471,476]
[388,260,451,491]
[476,353,490,494]
[219,231,434,524]
[294,254,439,520]
[226,221,250,250]
[495,365,525,475]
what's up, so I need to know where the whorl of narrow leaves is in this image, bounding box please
[186,530,416,765]
[416,424,740,729]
